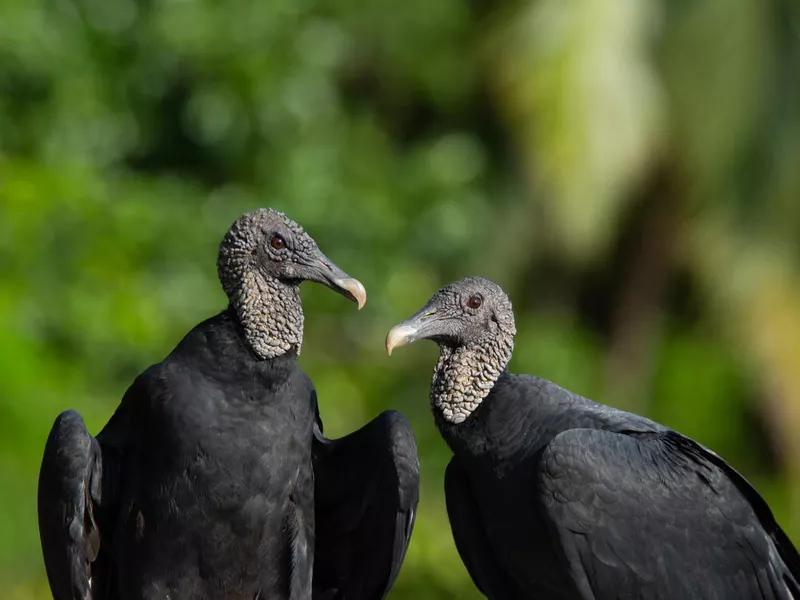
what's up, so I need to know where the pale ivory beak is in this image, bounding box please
[385,325,418,356]
[333,278,367,310]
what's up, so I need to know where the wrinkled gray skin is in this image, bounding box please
[386,277,515,423]
[218,208,366,359]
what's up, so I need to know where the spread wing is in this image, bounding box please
[37,410,105,600]
[312,409,420,600]
[537,428,800,600]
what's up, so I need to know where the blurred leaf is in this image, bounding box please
[485,0,666,262]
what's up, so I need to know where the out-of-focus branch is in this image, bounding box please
[603,164,682,412]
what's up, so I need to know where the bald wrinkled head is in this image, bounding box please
[386,277,515,355]
[218,209,365,309]
[386,277,516,424]
[217,209,366,359]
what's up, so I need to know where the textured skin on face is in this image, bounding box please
[428,277,516,424]
[216,209,318,359]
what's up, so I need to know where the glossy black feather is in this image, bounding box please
[439,373,800,600]
[444,462,526,600]
[39,308,421,600]
[38,410,104,600]
[38,311,318,600]
[312,409,420,600]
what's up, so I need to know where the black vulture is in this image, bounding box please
[385,276,800,600]
[38,208,419,600]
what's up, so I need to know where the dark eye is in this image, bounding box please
[270,234,286,250]
[466,295,482,309]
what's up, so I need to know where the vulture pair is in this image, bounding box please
[38,209,419,600]
[39,208,800,600]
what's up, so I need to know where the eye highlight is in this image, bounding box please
[466,295,483,309]
[270,234,286,250]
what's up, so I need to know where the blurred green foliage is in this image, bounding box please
[2,0,800,597]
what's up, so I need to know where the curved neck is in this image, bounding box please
[229,269,303,360]
[430,334,513,424]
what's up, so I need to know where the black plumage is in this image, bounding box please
[386,276,800,600]
[312,410,419,600]
[38,209,419,600]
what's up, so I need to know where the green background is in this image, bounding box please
[2,0,800,597]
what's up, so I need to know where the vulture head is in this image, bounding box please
[385,277,515,423]
[218,208,366,359]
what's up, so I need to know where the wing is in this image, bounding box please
[312,409,420,600]
[37,410,104,600]
[537,428,800,600]
[444,459,524,600]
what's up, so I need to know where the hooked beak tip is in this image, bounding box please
[385,324,418,356]
[334,278,367,310]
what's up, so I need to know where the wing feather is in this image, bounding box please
[38,410,104,600]
[537,429,799,600]
[312,410,420,600]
